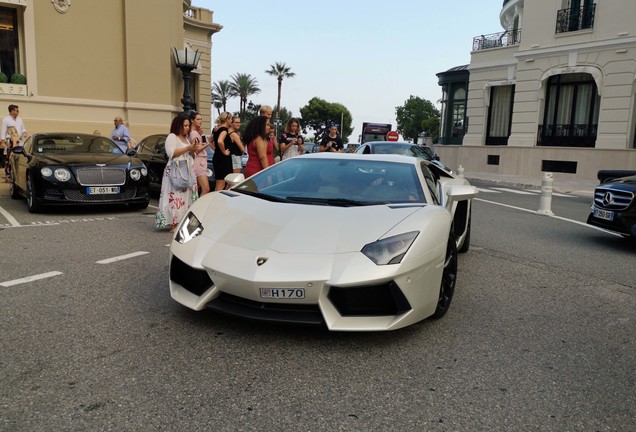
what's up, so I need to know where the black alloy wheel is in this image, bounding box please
[26,174,41,213]
[432,234,458,319]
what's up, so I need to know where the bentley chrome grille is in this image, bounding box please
[593,187,634,211]
[76,168,126,186]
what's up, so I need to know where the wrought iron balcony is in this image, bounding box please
[473,29,521,51]
[556,4,596,33]
[537,124,597,147]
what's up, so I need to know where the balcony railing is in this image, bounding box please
[473,29,521,51]
[556,4,596,33]
[537,124,597,147]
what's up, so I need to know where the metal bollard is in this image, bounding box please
[457,164,464,178]
[537,172,555,216]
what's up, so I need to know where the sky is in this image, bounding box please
[194,0,505,139]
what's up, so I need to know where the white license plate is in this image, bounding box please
[593,207,614,221]
[259,288,305,299]
[87,186,120,195]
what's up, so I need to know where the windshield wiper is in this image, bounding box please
[285,196,375,207]
[235,189,290,203]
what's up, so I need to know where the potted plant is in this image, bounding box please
[0,72,8,83]
[10,73,26,84]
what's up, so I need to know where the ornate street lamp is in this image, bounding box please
[172,47,201,116]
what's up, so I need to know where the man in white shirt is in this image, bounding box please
[1,104,28,181]
[0,104,28,145]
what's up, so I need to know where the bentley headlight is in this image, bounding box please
[130,169,141,181]
[175,212,203,244]
[41,167,53,177]
[141,167,148,176]
[54,168,71,182]
[362,231,419,265]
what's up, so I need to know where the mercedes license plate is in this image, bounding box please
[87,186,120,195]
[593,207,614,221]
[260,288,305,299]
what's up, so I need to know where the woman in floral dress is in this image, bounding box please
[155,114,198,232]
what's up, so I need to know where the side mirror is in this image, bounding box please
[225,173,245,187]
[11,146,25,155]
[446,185,478,202]
[126,148,137,156]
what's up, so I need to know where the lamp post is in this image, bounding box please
[172,47,201,116]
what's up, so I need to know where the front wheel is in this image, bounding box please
[26,175,42,213]
[432,234,458,319]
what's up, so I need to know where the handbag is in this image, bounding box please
[168,157,193,190]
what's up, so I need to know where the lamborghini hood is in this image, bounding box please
[192,191,430,254]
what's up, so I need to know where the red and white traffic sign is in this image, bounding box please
[386,131,399,142]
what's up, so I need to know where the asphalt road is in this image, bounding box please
[0,187,634,431]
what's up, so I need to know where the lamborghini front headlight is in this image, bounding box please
[362,231,419,265]
[175,212,203,244]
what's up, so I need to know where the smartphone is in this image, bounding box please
[202,135,207,143]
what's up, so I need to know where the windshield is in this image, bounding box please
[34,136,124,155]
[233,157,426,206]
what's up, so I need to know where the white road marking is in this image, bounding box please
[148,204,159,210]
[490,187,536,195]
[1,271,64,287]
[0,206,20,227]
[523,189,573,198]
[475,198,623,237]
[96,251,150,264]
[477,188,501,193]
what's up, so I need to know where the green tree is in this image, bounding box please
[395,96,440,142]
[212,80,234,114]
[265,62,295,120]
[299,97,353,142]
[230,73,260,114]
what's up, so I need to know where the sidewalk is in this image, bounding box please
[0,172,600,199]
[462,171,598,197]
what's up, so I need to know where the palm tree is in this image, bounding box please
[211,80,234,113]
[229,73,260,114]
[265,62,295,119]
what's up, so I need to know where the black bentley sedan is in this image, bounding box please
[135,134,214,193]
[587,170,636,240]
[9,133,150,213]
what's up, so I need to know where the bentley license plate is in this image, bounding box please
[87,186,120,195]
[260,288,305,299]
[593,207,614,221]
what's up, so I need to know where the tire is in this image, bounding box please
[9,176,20,199]
[26,175,42,213]
[432,234,458,319]
[458,216,471,253]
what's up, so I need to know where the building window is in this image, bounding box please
[556,0,595,33]
[451,87,466,138]
[0,7,19,78]
[538,73,599,147]
[486,85,515,145]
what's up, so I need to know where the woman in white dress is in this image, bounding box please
[155,114,198,232]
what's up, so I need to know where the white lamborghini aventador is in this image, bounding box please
[169,153,477,331]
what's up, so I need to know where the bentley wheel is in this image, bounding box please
[26,175,41,213]
[432,234,458,319]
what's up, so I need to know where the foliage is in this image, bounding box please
[10,73,26,84]
[265,62,295,119]
[229,73,260,114]
[212,80,234,114]
[0,72,7,83]
[299,97,353,142]
[395,96,440,142]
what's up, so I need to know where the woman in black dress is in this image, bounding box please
[212,112,234,190]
